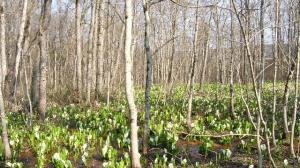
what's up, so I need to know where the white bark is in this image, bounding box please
[290,1,300,157]
[187,0,200,126]
[125,0,141,167]
[12,0,28,99]
[0,0,11,160]
[0,0,6,86]
[76,0,83,99]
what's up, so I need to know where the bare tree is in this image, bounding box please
[92,0,100,96]
[22,2,34,125]
[1,0,300,166]
[38,0,52,121]
[200,21,210,89]
[186,0,200,127]
[259,0,265,91]
[0,0,6,86]
[86,0,97,103]
[0,81,11,160]
[11,0,28,100]
[290,1,300,157]
[142,0,156,155]
[105,0,112,106]
[95,0,106,100]
[231,1,276,167]
[31,62,39,108]
[0,0,11,160]
[167,5,178,84]
[141,0,173,155]
[229,0,236,119]
[125,0,141,167]
[76,0,83,99]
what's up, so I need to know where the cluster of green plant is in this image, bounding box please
[4,105,132,167]
[2,83,298,167]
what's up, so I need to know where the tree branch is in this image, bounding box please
[181,132,264,140]
[149,0,165,7]
[153,35,180,56]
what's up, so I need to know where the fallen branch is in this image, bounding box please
[180,132,264,140]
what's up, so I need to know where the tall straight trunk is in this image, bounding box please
[23,18,33,126]
[0,0,11,160]
[86,0,96,103]
[0,0,6,86]
[106,1,112,106]
[76,0,83,99]
[124,0,141,167]
[0,82,11,160]
[272,0,280,140]
[96,0,105,99]
[11,0,28,100]
[24,61,32,126]
[31,61,39,107]
[92,0,99,92]
[200,26,210,88]
[259,0,265,91]
[142,0,153,155]
[290,1,300,157]
[167,6,177,84]
[229,0,236,119]
[279,0,291,138]
[38,0,52,121]
[53,51,57,91]
[215,13,222,84]
[111,26,125,90]
[287,4,293,72]
[242,0,249,84]
[73,56,77,90]
[186,0,200,127]
[106,68,111,106]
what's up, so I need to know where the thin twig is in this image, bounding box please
[181,132,264,140]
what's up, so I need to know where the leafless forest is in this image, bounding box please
[0,0,300,167]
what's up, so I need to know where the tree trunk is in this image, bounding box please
[186,0,200,127]
[0,0,6,86]
[278,0,291,138]
[31,61,39,108]
[86,0,96,103]
[167,6,177,84]
[232,1,276,167]
[92,0,99,94]
[229,0,236,119]
[106,1,112,106]
[259,0,265,92]
[142,0,153,155]
[24,61,33,126]
[0,82,11,160]
[0,0,11,160]
[76,0,83,99]
[290,1,300,157]
[111,26,125,92]
[38,0,52,121]
[200,25,210,89]
[124,0,141,167]
[53,51,57,91]
[11,0,28,100]
[95,0,105,100]
[23,16,33,126]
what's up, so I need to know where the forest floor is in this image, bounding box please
[2,83,300,167]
